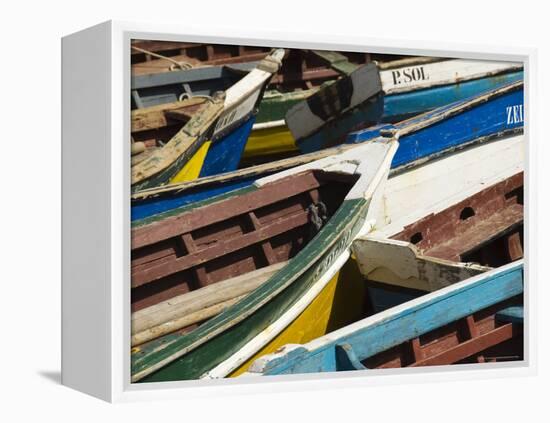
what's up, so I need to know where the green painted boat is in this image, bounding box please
[131,139,398,382]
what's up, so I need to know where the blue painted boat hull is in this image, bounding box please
[383,70,523,123]
[132,82,524,223]
[347,84,523,168]
[199,116,256,177]
[258,262,524,375]
[297,72,523,154]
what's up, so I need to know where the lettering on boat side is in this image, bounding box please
[311,228,352,282]
[506,104,524,125]
[215,108,238,133]
[214,89,260,135]
[391,66,429,86]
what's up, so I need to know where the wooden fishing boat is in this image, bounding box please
[131,144,359,222]
[288,58,523,154]
[132,132,523,382]
[218,133,524,378]
[239,131,524,377]
[130,140,398,382]
[368,135,523,243]
[350,169,523,309]
[131,49,371,162]
[131,41,272,76]
[243,261,523,376]
[130,88,305,173]
[131,48,373,109]
[131,62,258,109]
[131,82,523,221]
[131,49,284,191]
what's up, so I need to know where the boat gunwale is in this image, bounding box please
[131,50,284,189]
[250,260,524,375]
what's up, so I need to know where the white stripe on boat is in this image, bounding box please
[381,59,522,95]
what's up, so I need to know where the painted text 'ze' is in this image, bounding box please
[506,105,524,125]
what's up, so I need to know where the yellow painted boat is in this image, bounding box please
[242,88,319,161]
[169,141,211,183]
[243,120,298,159]
[230,256,366,376]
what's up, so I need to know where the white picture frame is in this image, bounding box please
[61,20,537,402]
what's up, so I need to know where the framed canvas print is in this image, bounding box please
[61,20,536,402]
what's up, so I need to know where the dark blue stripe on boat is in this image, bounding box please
[131,177,257,221]
[296,71,523,154]
[199,116,256,177]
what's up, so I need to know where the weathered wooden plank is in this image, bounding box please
[410,323,515,367]
[132,296,245,347]
[132,261,287,335]
[132,210,308,287]
[425,203,523,261]
[351,237,488,291]
[131,97,207,132]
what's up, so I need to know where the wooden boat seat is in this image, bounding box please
[335,343,367,371]
[131,98,214,153]
[363,297,523,369]
[131,261,287,346]
[424,203,523,261]
[393,173,524,268]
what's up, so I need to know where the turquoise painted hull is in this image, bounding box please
[199,116,256,177]
[382,70,523,123]
[297,72,524,154]
[256,262,524,375]
[347,81,524,168]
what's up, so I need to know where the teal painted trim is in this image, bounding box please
[261,263,524,375]
[131,185,257,228]
[335,344,367,371]
[496,306,524,324]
